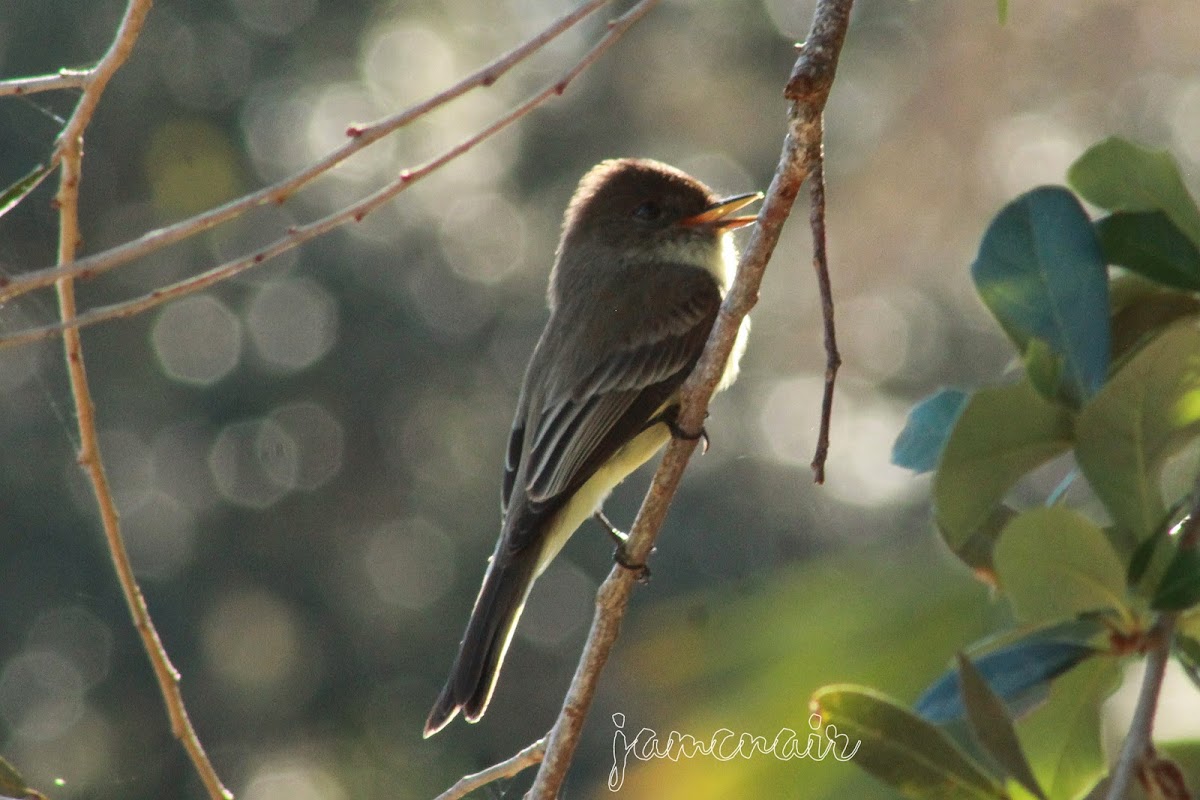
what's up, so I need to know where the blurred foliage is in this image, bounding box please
[823,139,1200,799]
[1,2,1200,799]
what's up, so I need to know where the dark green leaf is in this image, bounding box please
[1109,275,1200,370]
[1068,136,1200,249]
[956,654,1047,800]
[1174,630,1200,693]
[0,163,51,221]
[1153,547,1200,610]
[1126,499,1194,593]
[1097,211,1200,292]
[916,627,1100,723]
[971,186,1111,405]
[1076,318,1200,541]
[954,505,1019,586]
[892,388,971,473]
[1128,528,1167,588]
[934,380,1074,569]
[811,685,1006,799]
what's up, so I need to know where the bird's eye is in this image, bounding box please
[632,201,662,222]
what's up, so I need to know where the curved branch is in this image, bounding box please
[526,1,856,796]
[0,0,615,306]
[49,1,232,798]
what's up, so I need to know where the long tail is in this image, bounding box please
[423,548,539,737]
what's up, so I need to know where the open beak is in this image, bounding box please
[679,191,763,231]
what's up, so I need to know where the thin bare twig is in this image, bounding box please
[526,1,855,796]
[807,137,839,484]
[0,0,662,350]
[0,69,88,97]
[0,0,614,306]
[1105,504,1200,800]
[433,737,547,800]
[48,1,232,798]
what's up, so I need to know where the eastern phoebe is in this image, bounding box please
[423,158,759,737]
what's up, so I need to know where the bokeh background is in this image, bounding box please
[1,0,1199,797]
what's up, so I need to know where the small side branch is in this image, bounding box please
[433,737,547,800]
[806,141,840,483]
[525,1,855,797]
[0,0,616,306]
[0,0,660,351]
[0,69,88,97]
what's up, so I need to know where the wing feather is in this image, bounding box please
[503,262,721,551]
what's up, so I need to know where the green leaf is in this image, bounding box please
[915,621,1102,723]
[1017,658,1120,800]
[971,186,1111,405]
[956,654,1047,800]
[1075,318,1200,541]
[0,162,52,221]
[1153,547,1200,610]
[1126,498,1194,594]
[811,685,1007,799]
[1177,638,1200,692]
[893,388,971,473]
[1097,211,1200,292]
[1069,137,1200,249]
[993,507,1129,625]
[934,380,1074,569]
[1023,339,1064,404]
[1128,526,1167,588]
[996,0,1008,24]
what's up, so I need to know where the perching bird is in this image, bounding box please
[423,158,758,737]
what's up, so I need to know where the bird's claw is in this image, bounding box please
[614,545,652,584]
[667,418,709,454]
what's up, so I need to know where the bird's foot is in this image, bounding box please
[593,512,651,583]
[614,545,652,584]
[666,418,709,454]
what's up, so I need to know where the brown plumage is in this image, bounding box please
[423,158,757,737]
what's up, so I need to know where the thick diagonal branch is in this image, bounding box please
[525,1,855,797]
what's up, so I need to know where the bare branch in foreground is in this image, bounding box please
[0,0,615,307]
[50,0,231,797]
[433,737,547,800]
[525,1,856,796]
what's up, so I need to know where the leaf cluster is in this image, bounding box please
[816,137,1200,800]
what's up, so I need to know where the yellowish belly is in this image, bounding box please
[532,314,749,576]
[535,422,671,576]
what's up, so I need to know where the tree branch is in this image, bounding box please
[0,0,619,308]
[1105,501,1200,800]
[49,1,231,798]
[0,69,88,98]
[432,737,547,800]
[806,136,840,484]
[525,1,855,796]
[0,0,662,351]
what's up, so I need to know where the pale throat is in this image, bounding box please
[621,231,740,295]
